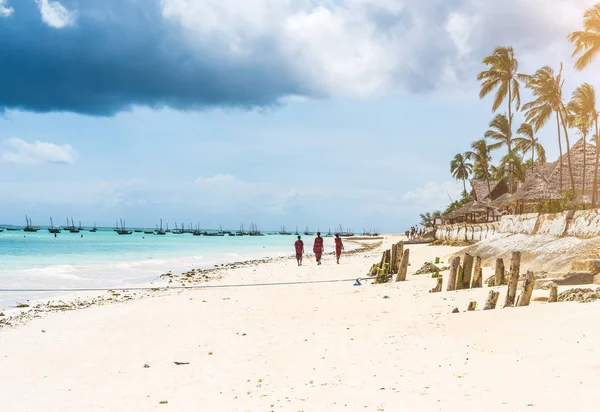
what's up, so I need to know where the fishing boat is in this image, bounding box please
[204,225,225,236]
[303,226,313,236]
[48,217,61,234]
[68,218,80,233]
[279,226,292,235]
[172,222,185,234]
[324,228,333,237]
[294,226,299,236]
[89,222,97,233]
[235,223,247,236]
[248,222,263,236]
[192,223,203,236]
[165,223,171,233]
[6,227,20,231]
[335,225,354,237]
[116,219,133,235]
[143,230,154,234]
[23,215,40,232]
[155,218,166,235]
[0,228,4,232]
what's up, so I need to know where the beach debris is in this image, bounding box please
[452,307,459,313]
[395,249,410,282]
[159,400,168,404]
[15,303,30,308]
[462,254,474,289]
[467,301,477,311]
[435,257,440,264]
[174,361,190,365]
[414,262,440,275]
[516,271,536,307]
[41,329,46,333]
[207,351,213,355]
[483,290,500,310]
[447,257,460,291]
[429,277,443,293]
[504,251,522,308]
[548,283,558,303]
[0,313,4,317]
[557,288,600,303]
[143,364,150,368]
[495,258,505,286]
[382,295,390,299]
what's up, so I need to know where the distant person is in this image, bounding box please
[313,232,324,265]
[334,234,344,264]
[295,235,304,266]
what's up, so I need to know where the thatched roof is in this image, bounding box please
[467,200,491,213]
[543,138,597,193]
[567,194,592,207]
[470,179,509,201]
[513,174,562,201]
[490,192,514,206]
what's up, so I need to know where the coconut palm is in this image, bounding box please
[514,123,546,173]
[466,139,493,194]
[523,64,575,193]
[567,83,598,202]
[484,113,516,188]
[450,153,473,198]
[494,152,526,184]
[568,4,600,70]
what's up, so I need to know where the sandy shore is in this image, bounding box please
[1,235,600,411]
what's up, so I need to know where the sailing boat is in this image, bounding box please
[155,219,166,235]
[303,226,313,236]
[279,226,292,235]
[172,222,184,234]
[69,217,80,233]
[89,222,97,233]
[294,226,299,236]
[324,228,333,237]
[116,219,132,235]
[23,215,40,232]
[48,217,61,234]
[236,223,247,236]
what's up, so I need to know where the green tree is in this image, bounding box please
[569,4,600,70]
[450,153,473,198]
[484,113,517,187]
[514,123,546,173]
[523,64,575,193]
[466,139,493,195]
[567,83,598,201]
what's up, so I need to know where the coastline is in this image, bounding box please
[2,236,600,410]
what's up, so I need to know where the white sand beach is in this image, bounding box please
[1,236,600,411]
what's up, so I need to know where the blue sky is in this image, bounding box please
[1,0,600,231]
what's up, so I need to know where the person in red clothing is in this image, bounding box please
[334,233,344,264]
[313,232,324,265]
[294,235,304,266]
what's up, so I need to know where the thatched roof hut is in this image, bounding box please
[539,138,597,195]
[470,179,509,202]
[513,175,562,202]
[490,192,514,206]
[567,194,592,208]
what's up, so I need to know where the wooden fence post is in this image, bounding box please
[548,283,558,303]
[483,290,500,310]
[494,258,505,286]
[429,277,443,293]
[504,251,521,307]
[462,254,474,289]
[455,265,464,290]
[396,249,410,281]
[447,256,460,291]
[516,271,536,307]
[391,243,397,273]
[471,256,482,288]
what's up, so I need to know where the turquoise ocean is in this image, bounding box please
[0,228,344,311]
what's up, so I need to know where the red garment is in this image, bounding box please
[313,236,324,261]
[335,237,343,258]
[295,240,304,259]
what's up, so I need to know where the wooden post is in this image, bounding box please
[396,249,410,281]
[385,249,392,274]
[429,277,443,293]
[455,265,464,290]
[504,251,521,307]
[472,267,483,288]
[516,271,536,307]
[548,283,558,303]
[467,301,477,311]
[462,253,474,289]
[483,290,500,310]
[380,251,387,268]
[447,256,460,291]
[390,243,397,273]
[370,264,379,277]
[396,243,404,272]
[375,263,391,284]
[471,256,482,288]
[494,258,505,286]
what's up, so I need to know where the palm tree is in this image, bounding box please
[523,64,575,193]
[567,83,598,202]
[495,152,527,184]
[514,123,546,173]
[484,113,516,188]
[568,4,600,70]
[450,153,473,198]
[466,139,493,195]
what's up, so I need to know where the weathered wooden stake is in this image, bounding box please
[375,263,391,284]
[467,301,477,311]
[471,256,482,288]
[447,256,460,291]
[385,249,392,274]
[548,283,558,303]
[483,290,500,310]
[396,243,404,271]
[429,277,443,293]
[455,265,464,290]
[516,271,536,307]
[379,251,387,268]
[504,251,521,307]
[396,249,410,281]
[390,243,397,273]
[462,254,474,289]
[370,264,379,277]
[494,258,505,287]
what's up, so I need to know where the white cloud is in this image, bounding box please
[0,138,78,165]
[0,0,13,17]
[36,0,76,29]
[403,180,463,210]
[194,173,239,184]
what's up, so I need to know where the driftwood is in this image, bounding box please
[483,290,500,310]
[516,271,536,307]
[504,251,521,308]
[548,283,558,303]
[462,254,474,289]
[447,256,460,291]
[471,256,482,288]
[494,258,505,287]
[396,249,410,282]
[429,277,443,293]
[455,265,464,290]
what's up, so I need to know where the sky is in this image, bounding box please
[1,0,600,231]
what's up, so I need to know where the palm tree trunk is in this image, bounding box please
[508,87,513,192]
[462,179,467,199]
[556,111,563,193]
[583,132,587,196]
[594,119,599,207]
[559,108,576,193]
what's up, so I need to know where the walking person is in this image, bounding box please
[334,233,344,264]
[295,235,304,266]
[313,232,324,265]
